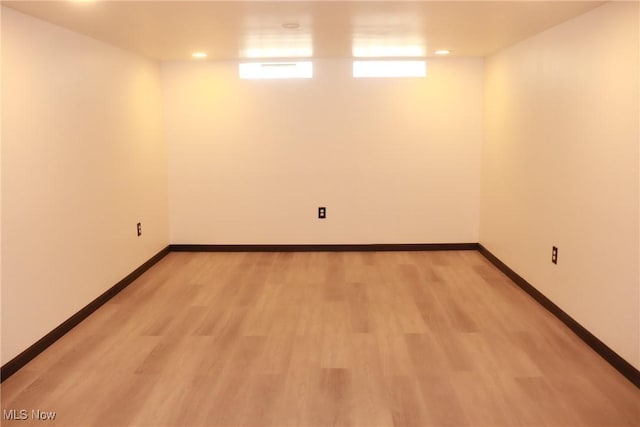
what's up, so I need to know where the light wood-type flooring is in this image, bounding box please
[1,251,639,426]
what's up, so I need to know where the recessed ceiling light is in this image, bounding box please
[434,50,451,55]
[192,52,208,59]
[282,22,300,30]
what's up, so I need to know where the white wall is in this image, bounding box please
[0,6,4,351]
[481,2,639,369]
[5,0,635,374]
[164,58,483,244]
[1,8,168,364]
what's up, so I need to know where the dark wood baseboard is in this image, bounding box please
[170,243,480,252]
[4,243,637,390]
[478,244,640,388]
[0,246,170,383]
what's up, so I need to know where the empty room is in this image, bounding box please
[1,0,639,426]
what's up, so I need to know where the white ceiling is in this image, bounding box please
[3,1,604,61]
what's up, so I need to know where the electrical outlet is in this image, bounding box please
[137,222,142,237]
[318,207,326,219]
[552,246,558,264]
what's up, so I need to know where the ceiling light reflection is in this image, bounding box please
[352,44,426,58]
[241,35,313,59]
[352,34,426,58]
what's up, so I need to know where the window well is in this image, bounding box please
[239,62,313,79]
[352,60,426,78]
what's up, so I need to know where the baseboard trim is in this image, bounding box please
[5,243,637,389]
[170,243,480,252]
[0,246,171,383]
[478,244,640,388]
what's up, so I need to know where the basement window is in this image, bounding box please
[352,60,426,78]
[239,62,313,79]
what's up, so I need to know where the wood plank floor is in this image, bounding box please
[1,251,638,426]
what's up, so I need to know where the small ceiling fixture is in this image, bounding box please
[282,22,300,30]
[434,49,451,55]
[192,52,208,59]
